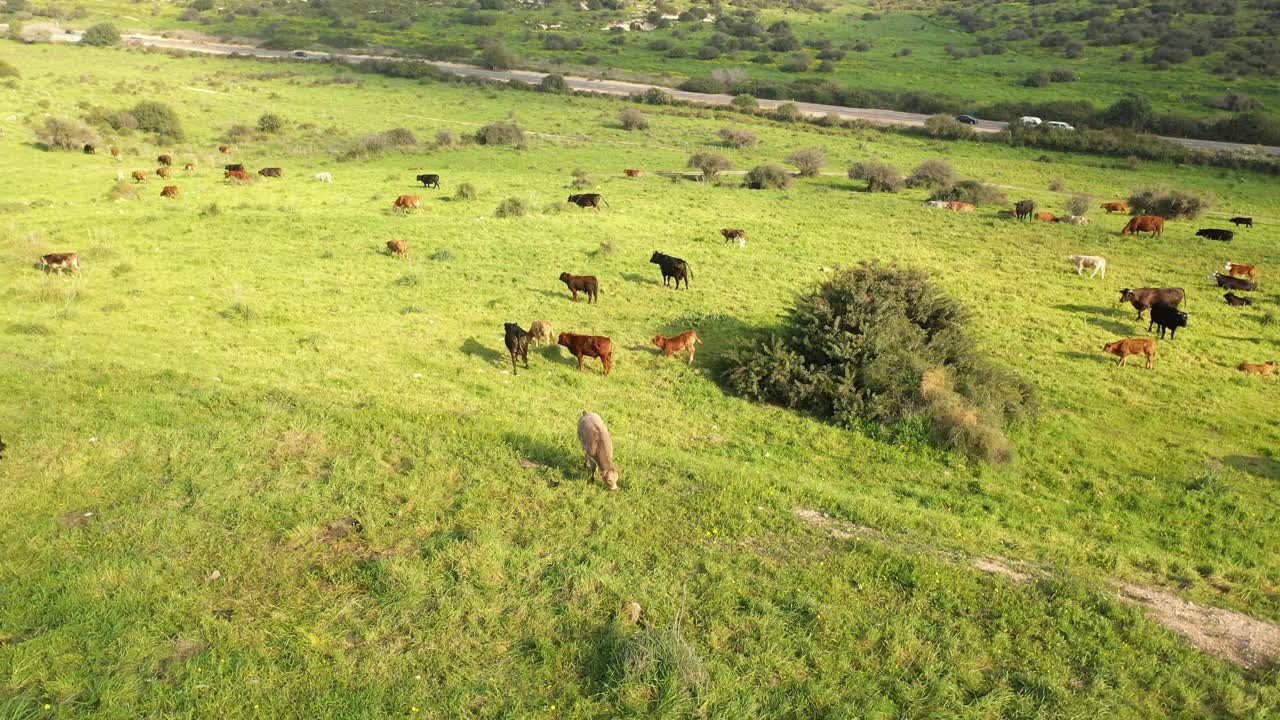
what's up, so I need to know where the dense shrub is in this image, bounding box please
[35,116,99,150]
[786,147,825,177]
[618,107,649,130]
[1048,177,1065,192]
[1049,68,1077,82]
[931,180,1007,206]
[773,103,803,123]
[256,112,284,134]
[80,22,120,46]
[479,40,517,70]
[494,197,529,218]
[1208,92,1257,112]
[638,87,673,105]
[906,159,955,189]
[731,94,759,110]
[453,183,478,201]
[538,73,568,93]
[722,262,1033,462]
[744,163,793,190]
[780,53,812,72]
[688,151,732,181]
[1128,185,1214,220]
[129,101,185,141]
[923,114,974,139]
[719,126,759,148]
[1024,71,1051,88]
[475,121,525,146]
[848,160,903,193]
[339,127,417,160]
[435,128,456,148]
[0,59,18,79]
[1065,194,1092,216]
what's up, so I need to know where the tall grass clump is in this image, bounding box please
[617,621,709,709]
[786,147,825,177]
[0,59,19,79]
[340,127,417,160]
[476,121,525,146]
[719,127,759,148]
[494,197,529,218]
[930,179,1007,206]
[723,261,1035,462]
[743,163,792,190]
[435,128,456,148]
[1065,194,1092,217]
[618,107,649,131]
[906,159,954,189]
[1128,185,1214,220]
[848,161,903,193]
[453,183,478,201]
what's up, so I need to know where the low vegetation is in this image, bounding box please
[848,160,903,193]
[34,116,98,150]
[743,163,792,190]
[475,120,524,146]
[1128,185,1214,220]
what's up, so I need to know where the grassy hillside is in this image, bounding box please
[13,0,1279,127]
[1,41,1279,717]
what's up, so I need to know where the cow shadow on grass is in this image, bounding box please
[1223,455,1280,481]
[536,344,578,368]
[503,432,575,477]
[1060,350,1111,365]
[460,337,503,367]
[620,272,660,286]
[1054,303,1134,335]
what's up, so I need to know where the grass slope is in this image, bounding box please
[0,42,1278,718]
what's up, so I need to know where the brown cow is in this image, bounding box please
[1237,361,1276,377]
[996,209,1016,219]
[156,166,171,178]
[131,170,148,183]
[623,169,641,177]
[386,239,409,258]
[183,162,197,172]
[946,201,976,212]
[652,330,702,365]
[1224,262,1258,283]
[160,185,178,198]
[1119,287,1184,320]
[40,252,80,275]
[392,195,422,212]
[1035,211,1057,222]
[224,169,251,182]
[558,332,614,375]
[219,145,233,154]
[1100,202,1129,213]
[258,167,283,178]
[559,272,599,303]
[720,228,747,246]
[1103,338,1157,369]
[110,146,121,158]
[157,154,172,167]
[528,320,554,346]
[1121,215,1164,236]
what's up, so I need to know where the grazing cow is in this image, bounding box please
[1224,262,1258,283]
[652,330,702,365]
[1210,272,1255,292]
[503,323,530,375]
[219,145,233,154]
[558,332,614,375]
[567,193,607,210]
[1035,211,1057,222]
[156,166,171,178]
[577,411,620,490]
[314,172,332,183]
[1196,228,1234,242]
[224,163,245,172]
[157,154,172,166]
[720,228,747,247]
[528,320,554,346]
[392,195,422,212]
[1121,215,1164,237]
[110,146,121,158]
[649,251,690,289]
[224,169,250,181]
[559,272,599,303]
[131,170,148,183]
[83,144,95,155]
[996,210,1016,219]
[1014,199,1036,221]
[1223,292,1253,307]
[1148,302,1188,339]
[1119,288,1185,320]
[946,201,976,212]
[1228,216,1253,228]
[1100,202,1129,214]
[623,169,641,178]
[416,174,440,189]
[386,239,408,258]
[1067,255,1106,278]
[923,200,951,209]
[1103,338,1157,368]
[1063,215,1090,225]
[40,252,80,275]
[0,434,5,460]
[1237,361,1276,377]
[258,167,283,178]
[183,162,196,172]
[160,185,178,199]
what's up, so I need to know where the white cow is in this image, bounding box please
[1067,255,1106,278]
[924,200,950,209]
[314,172,333,183]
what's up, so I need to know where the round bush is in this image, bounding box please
[453,183,478,201]
[786,148,825,178]
[80,22,120,47]
[1128,185,1213,220]
[618,107,649,131]
[719,126,759,148]
[744,163,793,190]
[257,112,285,134]
[848,161,902,193]
[494,197,528,218]
[688,151,732,180]
[906,159,954,189]
[130,101,185,141]
[476,121,524,146]
[539,73,569,93]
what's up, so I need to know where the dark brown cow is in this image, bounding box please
[157,154,173,166]
[1119,287,1184,320]
[224,163,245,172]
[131,170,148,183]
[559,272,599,303]
[110,146,121,158]
[83,144,95,155]
[156,166,171,178]
[386,239,409,257]
[720,228,747,245]
[160,185,178,198]
[568,193,607,210]
[258,167,283,178]
[219,145,234,154]
[224,169,251,181]
[1100,202,1129,214]
[558,332,614,375]
[1121,215,1164,236]
[623,169,641,177]
[392,195,422,212]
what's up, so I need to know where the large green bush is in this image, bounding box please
[723,262,1035,462]
[848,160,903,193]
[129,101,185,141]
[743,163,793,190]
[1128,185,1214,220]
[687,151,732,181]
[476,121,525,146]
[80,23,120,47]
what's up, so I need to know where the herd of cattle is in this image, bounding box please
[29,145,1278,486]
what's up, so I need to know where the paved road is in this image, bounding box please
[47,30,1280,156]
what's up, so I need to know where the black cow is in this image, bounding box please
[225,163,245,172]
[258,167,283,178]
[504,323,530,375]
[83,144,96,155]
[568,193,607,210]
[157,154,173,166]
[1148,302,1188,339]
[1210,272,1256,292]
[1228,216,1253,228]
[1014,199,1035,221]
[1195,228,1234,242]
[649,251,690,289]
[416,174,440,189]
[1223,292,1253,307]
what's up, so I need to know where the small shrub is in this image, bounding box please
[1024,71,1051,88]
[200,203,220,217]
[476,121,525,146]
[1126,155,1141,171]
[688,151,732,181]
[220,302,255,322]
[1048,177,1065,192]
[731,94,758,111]
[399,305,425,315]
[591,241,617,257]
[780,53,812,72]
[539,73,568,93]
[618,107,649,131]
[395,274,418,287]
[1128,185,1213,220]
[429,248,454,261]
[931,180,1007,206]
[0,59,18,79]
[773,103,802,123]
[924,114,974,139]
[848,161,902,193]
[1049,68,1077,82]
[479,40,517,70]
[1065,194,1092,217]
[719,126,759,148]
[494,197,529,218]
[80,22,120,46]
[453,183,478,201]
[639,87,673,105]
[35,116,99,150]
[435,128,456,148]
[906,159,954,189]
[786,147,825,177]
[619,623,709,703]
[744,163,793,190]
[222,123,255,143]
[256,112,285,133]
[107,180,138,201]
[570,168,594,189]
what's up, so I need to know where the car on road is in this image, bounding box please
[956,115,978,125]
[1019,116,1043,127]
[293,50,308,58]
[1046,121,1075,131]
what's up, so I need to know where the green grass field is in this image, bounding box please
[1,41,1279,718]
